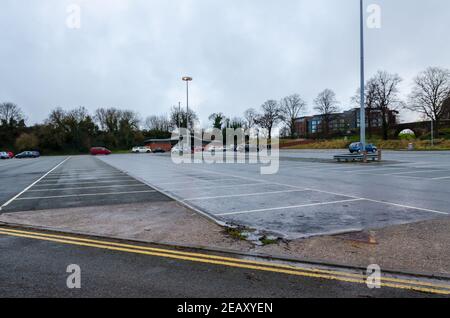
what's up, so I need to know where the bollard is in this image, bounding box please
[378,149,382,162]
[363,151,368,163]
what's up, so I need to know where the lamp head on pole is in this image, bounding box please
[182,76,193,82]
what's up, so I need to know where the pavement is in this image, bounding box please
[99,150,450,239]
[1,226,448,298]
[0,202,251,251]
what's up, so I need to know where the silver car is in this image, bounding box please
[0,152,11,159]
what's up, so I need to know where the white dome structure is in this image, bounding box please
[399,129,415,136]
[399,129,416,140]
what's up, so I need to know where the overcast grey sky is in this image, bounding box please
[1,0,449,126]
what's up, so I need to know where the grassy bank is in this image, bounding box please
[282,139,450,151]
[30,149,132,156]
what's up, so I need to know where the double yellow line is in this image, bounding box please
[1,226,450,295]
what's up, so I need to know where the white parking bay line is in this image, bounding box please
[0,157,72,211]
[363,199,449,215]
[27,184,146,192]
[156,178,239,186]
[339,167,407,174]
[216,199,364,216]
[49,168,102,173]
[382,169,445,176]
[184,189,311,201]
[306,188,449,216]
[32,180,137,187]
[432,176,450,180]
[48,170,121,174]
[165,182,265,192]
[16,190,157,201]
[350,172,428,180]
[44,173,126,179]
[40,176,132,182]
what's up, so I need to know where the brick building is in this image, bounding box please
[294,107,398,138]
[144,136,210,152]
[144,138,177,152]
[444,98,450,120]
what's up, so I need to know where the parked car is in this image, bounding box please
[206,145,224,153]
[171,145,191,154]
[132,146,151,154]
[0,152,10,159]
[152,148,166,154]
[90,147,112,156]
[193,146,205,153]
[238,144,260,153]
[7,151,14,158]
[15,151,40,159]
[349,142,378,154]
[224,145,238,152]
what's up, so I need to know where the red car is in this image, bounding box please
[8,152,14,158]
[90,147,112,156]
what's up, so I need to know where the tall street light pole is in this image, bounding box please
[431,118,434,146]
[359,0,366,148]
[178,101,181,129]
[182,76,193,129]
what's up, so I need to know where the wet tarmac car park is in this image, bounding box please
[100,151,450,239]
[1,151,450,240]
[0,156,171,213]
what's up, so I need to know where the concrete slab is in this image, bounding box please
[223,199,445,238]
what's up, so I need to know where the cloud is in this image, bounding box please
[0,0,449,125]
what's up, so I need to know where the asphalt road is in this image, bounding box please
[0,228,444,298]
[0,156,171,213]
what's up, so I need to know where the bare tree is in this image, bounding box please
[351,78,378,137]
[44,107,95,151]
[145,115,170,132]
[372,71,403,140]
[46,108,66,128]
[94,108,140,147]
[243,108,258,130]
[70,107,89,121]
[0,102,25,125]
[169,106,198,129]
[314,89,339,136]
[95,108,122,133]
[208,113,227,129]
[120,110,141,131]
[407,67,450,137]
[256,100,282,140]
[280,94,307,138]
[227,117,245,129]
